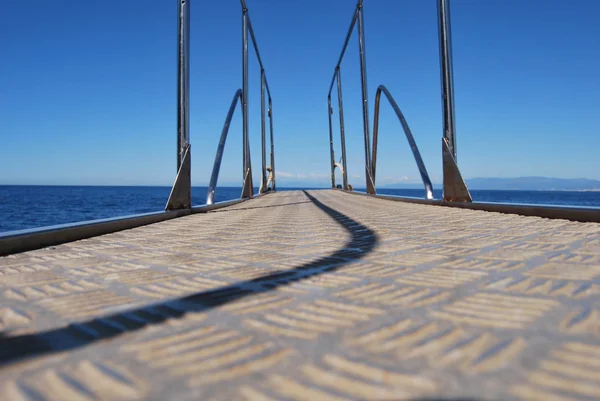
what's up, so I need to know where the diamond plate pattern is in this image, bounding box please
[1,189,600,400]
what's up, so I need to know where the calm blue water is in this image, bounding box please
[0,186,249,233]
[373,188,600,208]
[1,185,599,233]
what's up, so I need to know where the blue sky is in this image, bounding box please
[1,0,598,187]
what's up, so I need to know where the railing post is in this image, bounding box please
[327,96,336,188]
[176,0,190,171]
[241,6,253,198]
[166,0,191,211]
[357,3,375,194]
[260,69,267,193]
[336,68,349,191]
[438,0,457,159]
[371,89,380,183]
[268,97,276,191]
[437,0,472,202]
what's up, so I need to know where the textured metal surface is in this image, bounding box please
[2,190,600,400]
[0,209,191,257]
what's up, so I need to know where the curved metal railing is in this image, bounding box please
[327,0,370,192]
[207,0,276,205]
[371,85,434,200]
[325,0,429,198]
[207,89,244,205]
[325,0,471,202]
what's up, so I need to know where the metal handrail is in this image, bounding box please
[327,5,360,95]
[325,0,470,202]
[207,90,244,205]
[248,18,271,100]
[268,97,276,191]
[208,1,276,204]
[176,0,190,171]
[371,85,434,200]
[246,6,273,193]
[326,0,373,193]
[437,0,471,202]
[166,0,191,211]
[332,68,348,190]
[240,0,275,195]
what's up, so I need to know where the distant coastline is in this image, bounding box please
[2,176,600,192]
[379,176,600,192]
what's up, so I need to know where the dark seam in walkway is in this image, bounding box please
[0,191,379,366]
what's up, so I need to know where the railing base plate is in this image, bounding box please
[166,144,192,210]
[442,138,472,202]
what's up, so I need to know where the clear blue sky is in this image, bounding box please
[1,0,598,187]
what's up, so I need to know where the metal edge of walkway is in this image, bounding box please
[0,193,273,257]
[2,188,598,260]
[2,189,599,257]
[343,190,600,224]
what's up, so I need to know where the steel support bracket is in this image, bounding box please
[259,170,267,194]
[442,138,472,202]
[366,168,376,194]
[166,144,191,210]
[241,168,254,199]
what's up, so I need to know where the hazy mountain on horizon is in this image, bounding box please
[4,177,599,190]
[379,176,600,191]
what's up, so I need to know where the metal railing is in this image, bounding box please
[372,85,434,200]
[206,0,276,205]
[2,0,279,253]
[4,0,600,258]
[327,0,372,192]
[437,0,471,202]
[166,0,192,210]
[326,0,471,202]
[207,90,243,205]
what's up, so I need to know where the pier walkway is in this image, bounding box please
[1,190,600,400]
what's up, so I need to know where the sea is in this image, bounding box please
[1,185,599,234]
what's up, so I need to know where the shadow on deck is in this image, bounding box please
[0,191,379,366]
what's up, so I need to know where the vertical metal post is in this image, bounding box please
[437,0,472,202]
[260,70,267,192]
[166,0,191,211]
[177,0,190,171]
[438,0,457,159]
[357,4,374,194]
[327,96,336,188]
[336,68,349,191]
[241,7,253,198]
[242,8,249,180]
[268,97,276,191]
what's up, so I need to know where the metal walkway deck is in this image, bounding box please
[1,190,600,400]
